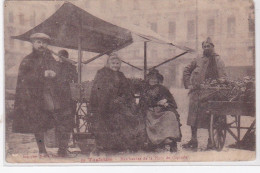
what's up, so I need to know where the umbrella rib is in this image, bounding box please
[148,51,188,70]
[82,39,133,64]
[121,60,143,71]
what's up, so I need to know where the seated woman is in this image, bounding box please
[140,69,182,152]
[89,53,145,154]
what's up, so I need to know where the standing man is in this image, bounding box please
[13,33,62,156]
[55,49,78,157]
[182,37,226,150]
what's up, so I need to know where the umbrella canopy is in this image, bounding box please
[11,2,133,53]
[12,2,193,54]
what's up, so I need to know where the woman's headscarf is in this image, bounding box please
[146,69,164,83]
[105,53,121,67]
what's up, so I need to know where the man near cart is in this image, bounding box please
[182,37,226,150]
[12,33,76,157]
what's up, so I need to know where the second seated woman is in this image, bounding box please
[140,69,182,152]
[89,53,145,154]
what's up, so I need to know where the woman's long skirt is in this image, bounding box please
[146,107,181,145]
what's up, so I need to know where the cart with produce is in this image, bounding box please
[200,77,255,151]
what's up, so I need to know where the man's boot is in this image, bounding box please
[182,139,198,150]
[57,133,70,157]
[170,141,178,153]
[35,133,49,157]
[57,148,68,157]
[206,138,214,150]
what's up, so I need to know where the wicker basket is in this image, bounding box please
[199,87,231,103]
[70,81,93,101]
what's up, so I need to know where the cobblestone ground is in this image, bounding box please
[5,89,255,163]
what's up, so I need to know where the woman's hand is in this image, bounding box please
[44,70,56,78]
[188,85,193,89]
[157,99,168,107]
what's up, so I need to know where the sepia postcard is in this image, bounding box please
[4,0,256,164]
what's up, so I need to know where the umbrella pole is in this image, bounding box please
[144,42,147,80]
[75,17,83,134]
[78,17,82,85]
[78,37,82,84]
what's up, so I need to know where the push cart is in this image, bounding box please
[207,99,255,151]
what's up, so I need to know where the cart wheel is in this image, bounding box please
[210,114,227,151]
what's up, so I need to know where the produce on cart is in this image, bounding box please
[198,76,255,151]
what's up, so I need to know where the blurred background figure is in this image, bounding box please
[54,49,78,157]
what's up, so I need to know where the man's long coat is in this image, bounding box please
[12,49,60,133]
[183,53,226,129]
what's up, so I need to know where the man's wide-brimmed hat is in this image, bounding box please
[146,69,164,83]
[202,37,214,48]
[30,33,51,42]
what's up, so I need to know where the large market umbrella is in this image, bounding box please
[11,2,133,53]
[12,2,193,81]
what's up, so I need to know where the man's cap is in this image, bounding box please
[30,33,51,41]
[202,37,214,48]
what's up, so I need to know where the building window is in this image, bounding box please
[8,27,16,47]
[133,0,139,10]
[167,48,176,57]
[116,0,122,9]
[248,46,255,65]
[9,11,14,23]
[100,0,107,10]
[133,20,140,26]
[248,15,254,36]
[19,14,25,25]
[116,16,127,24]
[151,0,157,8]
[187,20,195,39]
[55,4,60,10]
[8,26,15,35]
[30,12,36,27]
[150,22,157,32]
[207,19,215,37]
[151,49,158,59]
[20,29,25,47]
[169,21,176,40]
[10,39,15,48]
[133,49,140,58]
[40,13,46,21]
[20,40,24,48]
[85,0,90,8]
[168,0,175,8]
[227,17,236,37]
